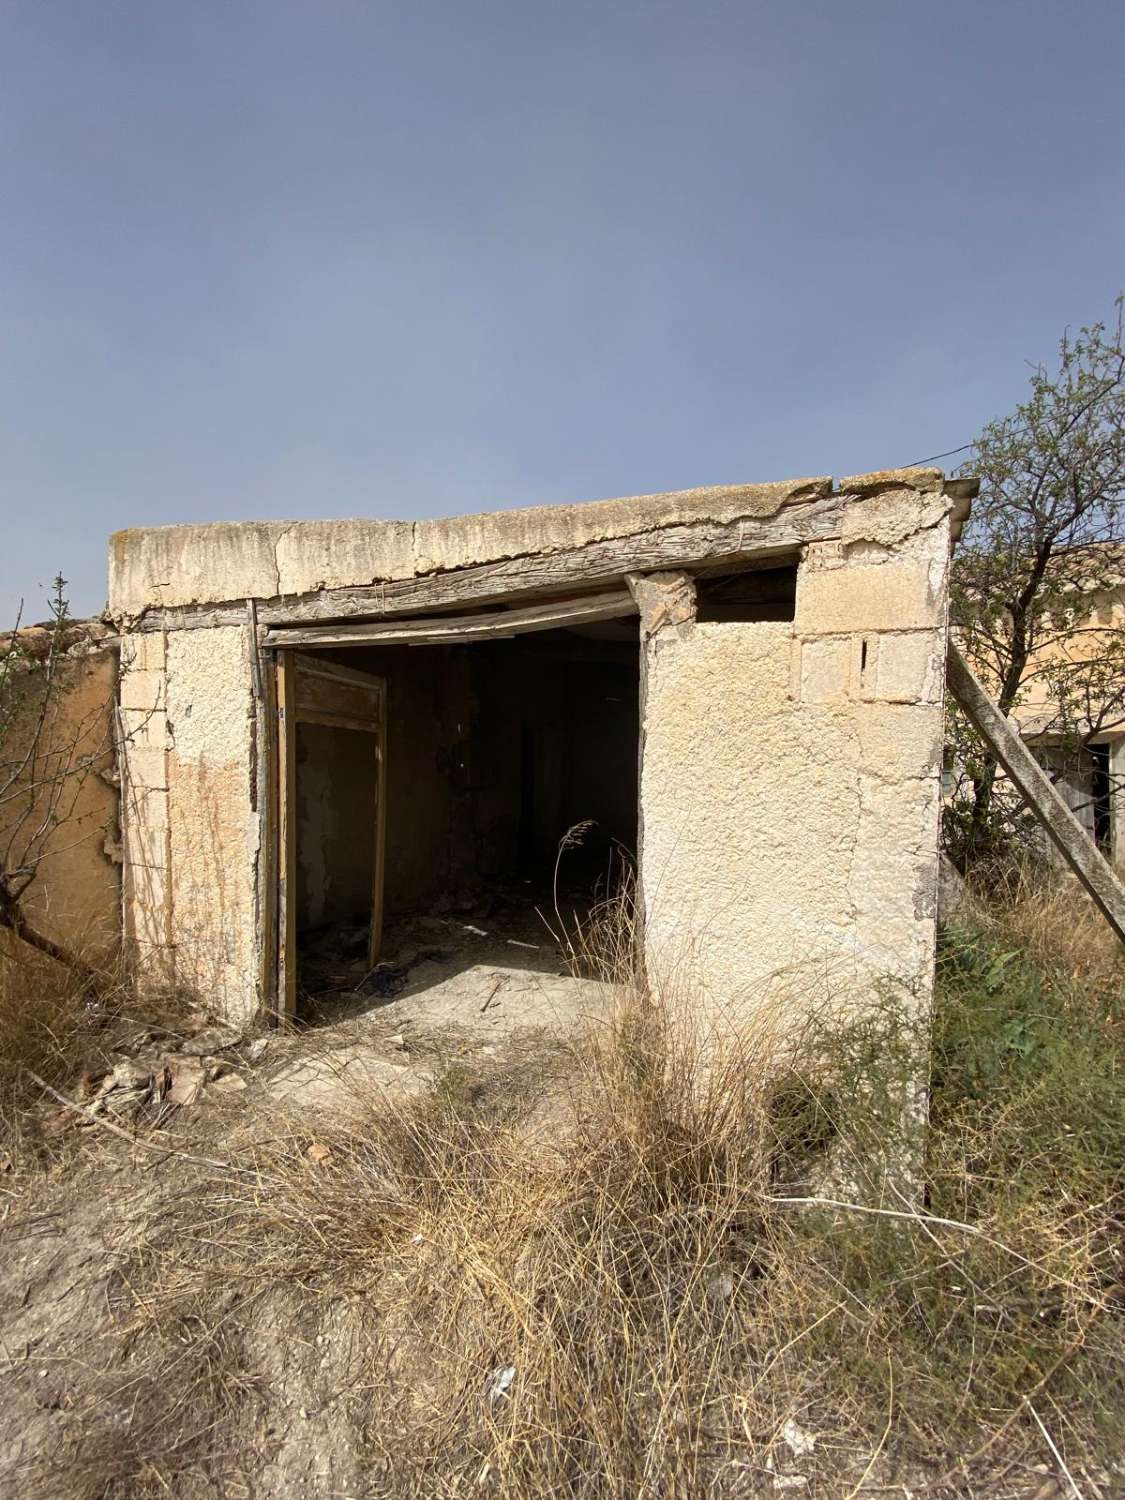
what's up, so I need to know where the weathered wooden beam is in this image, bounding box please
[946,643,1125,945]
[275,652,298,1025]
[262,588,637,649]
[135,496,845,633]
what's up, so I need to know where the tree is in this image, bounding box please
[0,576,110,975]
[945,300,1125,867]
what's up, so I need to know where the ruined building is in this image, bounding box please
[86,465,969,1027]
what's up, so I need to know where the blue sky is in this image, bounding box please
[2,0,1122,620]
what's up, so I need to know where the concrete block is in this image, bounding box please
[126,896,172,949]
[110,522,283,616]
[129,939,175,985]
[275,520,415,595]
[874,631,944,704]
[803,539,846,572]
[122,782,169,830]
[841,488,951,549]
[411,480,825,577]
[124,861,170,913]
[121,745,168,792]
[118,706,167,751]
[119,667,165,713]
[799,636,852,704]
[854,703,944,781]
[795,560,942,635]
[119,632,167,673]
[627,570,696,637]
[123,813,170,872]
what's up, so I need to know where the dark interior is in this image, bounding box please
[694,562,797,622]
[293,620,641,957]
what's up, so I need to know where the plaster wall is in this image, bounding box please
[0,630,119,962]
[639,487,952,1020]
[119,625,260,1024]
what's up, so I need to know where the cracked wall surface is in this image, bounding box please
[119,625,260,1023]
[638,481,952,1020]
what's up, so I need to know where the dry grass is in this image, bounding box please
[962,857,1125,993]
[0,932,199,1166]
[0,933,116,1159]
[8,888,1125,1497]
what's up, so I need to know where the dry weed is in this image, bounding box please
[8,888,1125,1497]
[964,857,1124,992]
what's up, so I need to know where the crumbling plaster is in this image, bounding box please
[0,625,119,962]
[108,478,837,620]
[119,625,260,1024]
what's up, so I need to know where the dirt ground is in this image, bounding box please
[277,892,611,1116]
[0,903,616,1497]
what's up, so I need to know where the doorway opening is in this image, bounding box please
[274,615,640,1021]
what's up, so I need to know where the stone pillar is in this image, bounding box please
[634,474,956,1025]
[119,630,174,982]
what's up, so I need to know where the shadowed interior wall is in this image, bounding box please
[295,724,377,931]
[314,630,639,912]
[471,637,639,884]
[316,644,471,915]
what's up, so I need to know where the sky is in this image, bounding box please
[2,1,1123,622]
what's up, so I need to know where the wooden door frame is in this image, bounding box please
[271,650,387,1025]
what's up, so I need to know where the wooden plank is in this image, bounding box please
[136,496,845,633]
[293,656,391,690]
[271,652,389,1018]
[294,669,381,727]
[946,643,1125,946]
[256,651,278,1018]
[275,651,298,1024]
[245,598,263,700]
[293,710,381,733]
[369,678,387,969]
[263,588,637,649]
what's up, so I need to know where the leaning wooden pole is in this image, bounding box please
[946,642,1125,946]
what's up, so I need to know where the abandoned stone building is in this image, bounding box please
[91,465,974,1028]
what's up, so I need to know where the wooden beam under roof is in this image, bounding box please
[262,588,638,649]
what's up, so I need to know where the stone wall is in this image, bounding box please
[119,624,261,1025]
[638,478,953,1020]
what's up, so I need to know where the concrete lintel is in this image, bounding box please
[626,571,697,637]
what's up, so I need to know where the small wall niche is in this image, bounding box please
[694,564,797,623]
